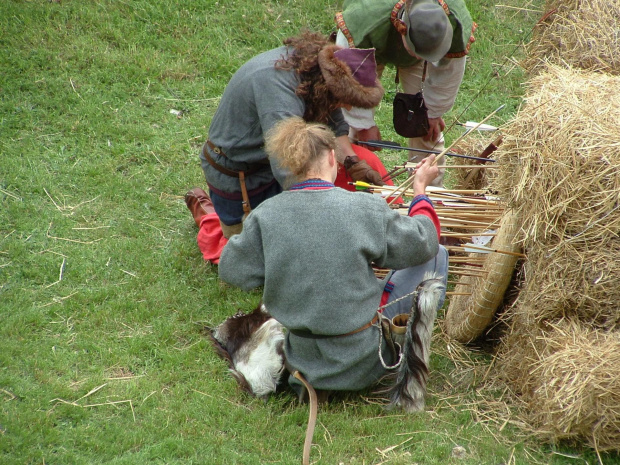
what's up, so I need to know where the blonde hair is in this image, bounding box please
[264,117,337,176]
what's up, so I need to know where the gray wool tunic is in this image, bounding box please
[219,186,439,391]
[202,46,350,195]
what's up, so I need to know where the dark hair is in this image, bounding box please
[275,30,340,124]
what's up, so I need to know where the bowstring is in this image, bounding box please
[378,289,418,311]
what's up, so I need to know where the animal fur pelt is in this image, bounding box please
[318,44,385,109]
[387,273,445,412]
[208,303,286,398]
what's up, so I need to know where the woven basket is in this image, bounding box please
[445,210,522,342]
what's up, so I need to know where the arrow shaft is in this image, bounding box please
[357,141,496,163]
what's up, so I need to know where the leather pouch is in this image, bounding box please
[392,91,430,138]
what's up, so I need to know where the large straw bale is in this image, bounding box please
[487,64,620,329]
[497,319,620,451]
[524,0,620,75]
[494,64,620,240]
[479,63,620,451]
[519,236,620,328]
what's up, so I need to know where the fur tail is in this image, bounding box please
[388,272,445,412]
[208,304,286,398]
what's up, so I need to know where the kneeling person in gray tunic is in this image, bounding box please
[218,116,448,404]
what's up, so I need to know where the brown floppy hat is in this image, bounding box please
[318,46,384,109]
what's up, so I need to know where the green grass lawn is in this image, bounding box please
[1,0,617,463]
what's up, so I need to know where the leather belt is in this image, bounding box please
[204,140,268,177]
[290,313,379,339]
[204,140,269,215]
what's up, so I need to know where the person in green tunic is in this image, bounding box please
[335,0,476,186]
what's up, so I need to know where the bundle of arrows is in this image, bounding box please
[366,180,524,297]
[367,105,527,296]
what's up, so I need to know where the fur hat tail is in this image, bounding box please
[388,272,445,412]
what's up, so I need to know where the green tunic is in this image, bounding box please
[336,0,476,67]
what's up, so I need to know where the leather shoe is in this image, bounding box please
[185,187,216,227]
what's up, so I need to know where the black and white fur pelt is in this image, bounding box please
[387,273,445,412]
[208,303,286,398]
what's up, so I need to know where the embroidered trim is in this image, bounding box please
[437,0,478,58]
[384,281,395,293]
[437,0,450,15]
[391,0,408,36]
[408,194,433,215]
[445,22,478,58]
[290,179,335,190]
[335,12,355,47]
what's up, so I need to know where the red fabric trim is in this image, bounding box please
[445,22,478,58]
[437,0,450,15]
[379,290,390,309]
[335,12,355,47]
[391,0,408,35]
[431,0,477,59]
[409,195,441,240]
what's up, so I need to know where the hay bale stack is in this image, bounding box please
[485,64,620,451]
[524,0,620,75]
[442,0,620,451]
[491,64,620,330]
[497,319,620,451]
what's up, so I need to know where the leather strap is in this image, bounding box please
[290,313,379,339]
[204,141,243,177]
[346,313,379,336]
[204,141,267,177]
[286,314,378,464]
[204,141,261,214]
[238,171,251,215]
[395,60,427,89]
[292,370,317,465]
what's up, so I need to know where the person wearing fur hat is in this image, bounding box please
[335,0,476,187]
[185,31,395,264]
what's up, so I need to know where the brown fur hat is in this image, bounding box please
[318,45,384,109]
